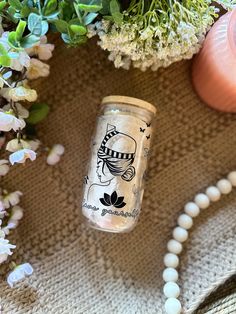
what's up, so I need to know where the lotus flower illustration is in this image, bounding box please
[99,191,126,209]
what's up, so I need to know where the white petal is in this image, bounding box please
[52,144,65,156]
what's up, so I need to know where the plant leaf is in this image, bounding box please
[69,24,87,35]
[43,0,57,16]
[0,55,11,67]
[28,13,42,36]
[83,12,98,25]
[8,31,21,49]
[77,0,102,13]
[26,103,50,124]
[54,19,68,33]
[8,0,22,10]
[15,20,26,41]
[20,34,40,48]
[0,1,6,11]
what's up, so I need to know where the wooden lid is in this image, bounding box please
[102,95,157,115]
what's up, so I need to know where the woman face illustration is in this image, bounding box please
[96,158,114,183]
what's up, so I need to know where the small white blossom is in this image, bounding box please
[0,160,9,176]
[6,139,30,153]
[47,144,65,166]
[28,139,40,151]
[10,51,30,71]
[26,36,54,60]
[3,103,29,119]
[3,191,22,209]
[0,32,30,71]
[7,263,33,288]
[9,149,36,165]
[26,59,50,80]
[0,253,8,264]
[0,111,25,132]
[1,87,37,102]
[10,205,23,222]
[0,238,15,256]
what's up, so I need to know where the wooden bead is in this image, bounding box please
[164,253,179,268]
[178,214,193,230]
[163,282,180,298]
[173,227,188,243]
[194,193,210,209]
[228,171,236,186]
[217,179,232,194]
[184,202,200,217]
[163,268,179,282]
[206,186,221,202]
[167,239,183,255]
[165,298,182,314]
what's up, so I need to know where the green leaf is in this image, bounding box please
[20,34,40,48]
[83,12,98,25]
[110,0,119,14]
[26,103,50,124]
[7,6,19,23]
[77,0,102,12]
[0,1,6,11]
[112,11,123,24]
[100,0,110,14]
[54,19,68,33]
[8,31,21,49]
[28,13,42,36]
[8,0,22,10]
[20,6,30,18]
[15,20,26,41]
[110,0,123,24]
[0,55,11,67]
[61,33,70,44]
[70,24,87,35]
[41,20,49,35]
[0,43,7,55]
[43,0,57,16]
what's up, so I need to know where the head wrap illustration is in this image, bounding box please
[96,124,137,183]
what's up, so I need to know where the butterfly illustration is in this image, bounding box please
[140,127,145,133]
[146,122,151,127]
[146,135,150,140]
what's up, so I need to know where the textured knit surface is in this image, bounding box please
[196,275,236,314]
[0,37,236,314]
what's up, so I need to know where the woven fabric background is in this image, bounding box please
[0,37,236,314]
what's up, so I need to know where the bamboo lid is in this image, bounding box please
[101,95,157,115]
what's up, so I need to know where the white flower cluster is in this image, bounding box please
[0,19,64,285]
[94,1,228,71]
[0,189,23,264]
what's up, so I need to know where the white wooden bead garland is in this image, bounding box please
[163,171,236,314]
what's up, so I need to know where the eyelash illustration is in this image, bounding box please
[140,127,145,133]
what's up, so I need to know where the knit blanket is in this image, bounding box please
[1,37,236,314]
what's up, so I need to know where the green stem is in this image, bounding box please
[73,3,83,24]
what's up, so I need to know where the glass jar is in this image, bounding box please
[82,96,156,233]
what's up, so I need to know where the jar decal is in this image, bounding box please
[82,96,156,233]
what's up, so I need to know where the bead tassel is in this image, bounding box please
[163,172,236,314]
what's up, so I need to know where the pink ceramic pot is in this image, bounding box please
[192,9,236,112]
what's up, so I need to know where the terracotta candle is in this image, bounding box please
[192,9,236,112]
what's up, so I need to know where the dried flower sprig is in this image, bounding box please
[95,0,236,70]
